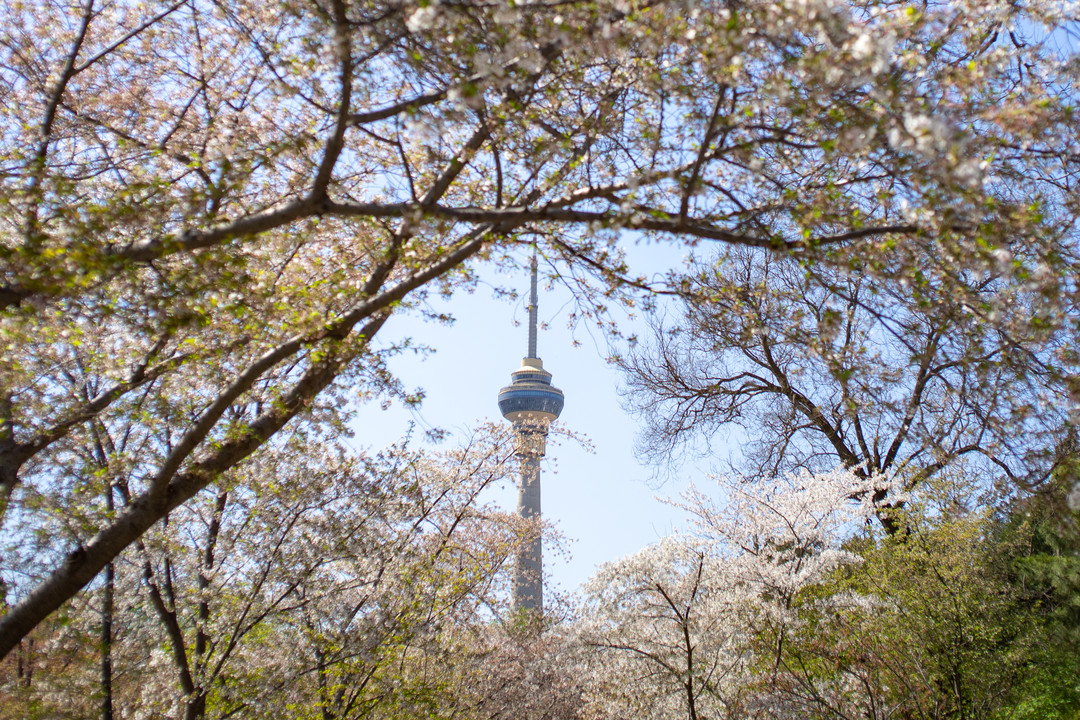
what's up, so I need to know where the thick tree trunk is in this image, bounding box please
[184,694,207,720]
[0,392,16,524]
[101,560,114,720]
[101,481,115,720]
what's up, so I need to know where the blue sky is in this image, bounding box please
[354,241,730,596]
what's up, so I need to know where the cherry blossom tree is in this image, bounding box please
[580,468,884,720]
[2,0,1078,658]
[0,426,531,718]
[442,623,587,720]
[581,538,747,720]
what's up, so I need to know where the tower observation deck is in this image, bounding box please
[498,253,563,616]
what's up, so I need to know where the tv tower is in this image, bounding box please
[497,253,564,616]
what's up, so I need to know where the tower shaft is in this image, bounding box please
[513,449,543,614]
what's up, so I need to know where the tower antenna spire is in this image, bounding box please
[527,251,539,359]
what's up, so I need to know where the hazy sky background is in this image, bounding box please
[353,241,735,596]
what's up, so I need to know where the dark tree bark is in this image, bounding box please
[101,485,115,720]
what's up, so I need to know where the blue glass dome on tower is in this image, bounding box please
[498,358,564,425]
